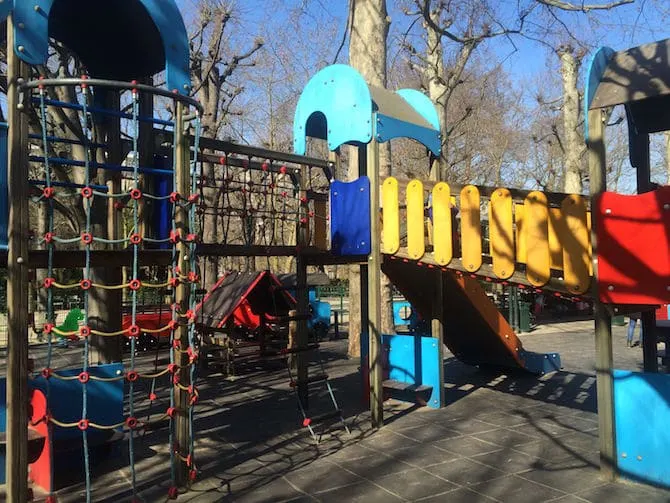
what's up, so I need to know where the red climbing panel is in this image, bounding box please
[596,187,670,305]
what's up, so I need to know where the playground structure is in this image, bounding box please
[0,1,669,500]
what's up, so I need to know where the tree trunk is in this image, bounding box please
[560,48,583,194]
[348,0,393,358]
[666,132,670,185]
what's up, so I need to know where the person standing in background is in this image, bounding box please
[627,312,643,348]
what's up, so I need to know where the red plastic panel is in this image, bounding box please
[596,187,670,304]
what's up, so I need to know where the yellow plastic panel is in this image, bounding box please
[406,179,425,260]
[432,182,452,266]
[460,185,482,272]
[515,203,526,264]
[381,177,400,254]
[489,188,514,279]
[549,208,564,271]
[524,191,550,287]
[561,195,591,294]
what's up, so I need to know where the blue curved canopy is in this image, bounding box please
[584,46,615,141]
[294,64,441,155]
[3,0,191,94]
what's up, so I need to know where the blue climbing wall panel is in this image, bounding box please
[0,123,7,251]
[330,177,371,256]
[613,369,670,488]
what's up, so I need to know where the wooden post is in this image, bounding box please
[429,158,445,408]
[296,166,310,408]
[588,108,616,480]
[6,15,30,502]
[367,140,383,428]
[173,102,191,485]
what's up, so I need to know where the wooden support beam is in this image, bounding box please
[296,166,310,408]
[588,108,616,481]
[6,16,29,502]
[173,102,191,486]
[367,141,384,428]
[430,158,445,409]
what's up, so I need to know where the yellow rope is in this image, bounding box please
[141,324,173,334]
[49,418,80,428]
[52,327,78,337]
[139,368,170,379]
[92,282,129,290]
[52,281,80,289]
[90,328,128,337]
[89,420,127,430]
[49,373,79,381]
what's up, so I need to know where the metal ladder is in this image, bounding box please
[283,342,350,442]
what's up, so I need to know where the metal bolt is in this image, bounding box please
[608,285,614,291]
[184,84,190,90]
[501,270,505,276]
[17,45,25,52]
[605,208,612,215]
[17,103,24,110]
[637,455,642,461]
[333,192,338,196]
[17,257,24,264]
[360,187,365,192]
[621,452,627,458]
[469,264,473,269]
[17,22,25,29]
[664,204,670,211]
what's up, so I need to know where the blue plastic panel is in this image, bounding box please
[32,363,124,441]
[386,334,442,408]
[153,155,173,249]
[375,113,441,157]
[613,369,670,488]
[584,46,615,141]
[11,0,191,93]
[518,349,561,375]
[330,177,371,256]
[293,64,373,155]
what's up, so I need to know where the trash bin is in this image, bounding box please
[612,315,626,326]
[519,301,532,333]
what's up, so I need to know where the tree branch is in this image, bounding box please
[536,0,634,12]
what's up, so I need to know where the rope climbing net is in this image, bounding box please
[25,76,202,502]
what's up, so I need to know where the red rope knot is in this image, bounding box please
[300,196,308,205]
[169,230,181,244]
[169,191,181,203]
[241,188,247,195]
[189,469,197,482]
[269,183,275,190]
[149,392,157,401]
[281,191,288,198]
[189,393,198,406]
[114,202,125,211]
[187,271,199,283]
[80,74,89,89]
[167,486,179,499]
[78,371,90,384]
[167,363,178,374]
[41,367,52,379]
[130,80,138,96]
[126,370,139,383]
[261,161,269,172]
[128,279,142,291]
[45,494,57,503]
[81,186,93,199]
[242,159,249,169]
[44,232,54,244]
[43,277,55,289]
[129,188,142,200]
[186,453,193,467]
[80,279,92,290]
[42,186,55,199]
[38,75,45,91]
[184,310,196,322]
[187,347,198,363]
[125,416,138,430]
[127,325,141,338]
[518,284,526,290]
[166,407,177,419]
[172,374,180,385]
[169,277,180,288]
[129,233,142,245]
[300,218,308,226]
[218,155,227,165]
[302,418,311,427]
[485,277,492,282]
[168,319,178,331]
[172,339,180,350]
[43,323,54,335]
[81,232,93,245]
[185,233,198,243]
[279,165,287,174]
[188,193,199,204]
[308,211,314,218]
[79,326,91,338]
[78,419,89,431]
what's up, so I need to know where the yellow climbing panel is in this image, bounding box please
[461,185,482,272]
[548,208,564,270]
[407,179,425,260]
[489,188,514,279]
[515,203,526,264]
[561,195,591,294]
[381,177,400,254]
[432,182,452,266]
[524,191,550,287]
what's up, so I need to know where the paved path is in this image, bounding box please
[38,320,670,502]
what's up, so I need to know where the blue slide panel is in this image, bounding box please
[613,369,670,488]
[330,177,371,256]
